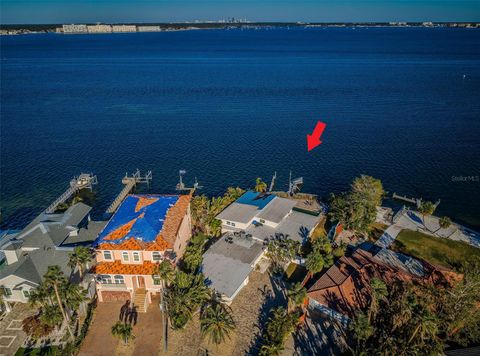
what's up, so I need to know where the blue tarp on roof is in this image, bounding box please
[94,194,179,246]
[235,191,275,209]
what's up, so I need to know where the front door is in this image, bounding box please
[138,276,145,289]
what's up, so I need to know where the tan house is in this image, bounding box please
[93,194,192,311]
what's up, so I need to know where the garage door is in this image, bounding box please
[101,291,131,302]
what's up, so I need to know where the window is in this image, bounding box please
[152,252,161,262]
[3,288,12,297]
[122,252,129,262]
[114,275,124,284]
[99,275,112,284]
[133,252,140,262]
[103,251,112,260]
[23,290,30,298]
[153,275,161,285]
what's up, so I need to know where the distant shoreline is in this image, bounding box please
[1,21,479,35]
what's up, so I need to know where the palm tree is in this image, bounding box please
[437,216,452,234]
[200,293,235,345]
[111,321,134,345]
[43,265,74,339]
[225,187,245,202]
[255,178,267,193]
[61,283,88,317]
[408,312,439,344]
[259,342,284,356]
[369,278,388,323]
[350,312,373,356]
[418,201,436,230]
[68,246,92,280]
[208,218,222,238]
[28,283,53,308]
[287,283,307,312]
[39,304,63,330]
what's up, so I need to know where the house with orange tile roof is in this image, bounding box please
[92,194,192,311]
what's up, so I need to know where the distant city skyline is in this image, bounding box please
[1,0,479,24]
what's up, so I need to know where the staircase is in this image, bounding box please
[133,288,148,313]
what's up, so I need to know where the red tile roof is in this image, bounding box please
[94,260,159,275]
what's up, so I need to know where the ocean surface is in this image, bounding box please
[1,28,480,230]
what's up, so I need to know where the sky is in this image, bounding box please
[1,0,479,24]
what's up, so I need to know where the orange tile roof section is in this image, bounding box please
[135,197,159,212]
[104,217,137,241]
[97,193,191,251]
[94,260,159,275]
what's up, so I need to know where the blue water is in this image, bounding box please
[1,28,480,229]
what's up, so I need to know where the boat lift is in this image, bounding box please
[45,173,98,214]
[106,169,152,214]
[176,170,202,191]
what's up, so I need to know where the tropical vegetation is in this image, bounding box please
[418,200,436,228]
[190,187,245,236]
[200,292,236,345]
[255,177,267,193]
[68,246,93,279]
[259,307,300,356]
[329,175,385,234]
[266,235,300,272]
[164,270,210,329]
[25,265,88,341]
[111,321,134,345]
[182,233,208,273]
[348,258,480,354]
[305,236,335,275]
[286,282,307,312]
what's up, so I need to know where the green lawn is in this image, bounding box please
[392,229,480,270]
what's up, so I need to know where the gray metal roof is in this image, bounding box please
[255,197,296,224]
[216,203,259,224]
[202,234,265,299]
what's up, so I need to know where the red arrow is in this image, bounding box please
[307,121,326,151]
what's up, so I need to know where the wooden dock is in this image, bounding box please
[392,193,440,209]
[106,170,152,214]
[45,173,97,214]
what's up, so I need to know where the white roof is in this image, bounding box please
[216,203,259,224]
[256,197,296,224]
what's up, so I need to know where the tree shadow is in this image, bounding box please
[291,308,346,355]
[246,273,288,355]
